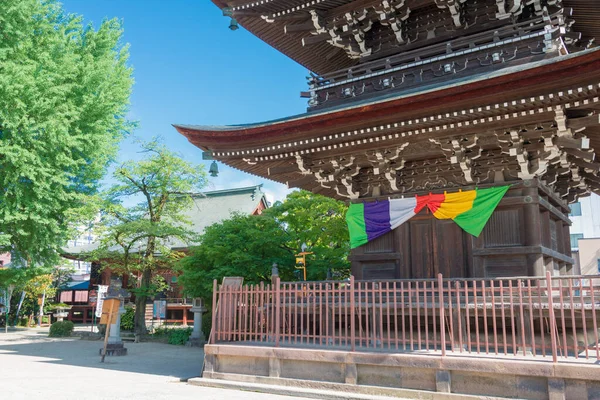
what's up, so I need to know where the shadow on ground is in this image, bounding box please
[0,329,204,380]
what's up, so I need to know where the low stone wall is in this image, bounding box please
[203,344,600,400]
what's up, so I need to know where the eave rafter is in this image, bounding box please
[223,87,600,201]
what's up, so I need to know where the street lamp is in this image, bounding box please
[295,243,313,281]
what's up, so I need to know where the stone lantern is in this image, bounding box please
[186,298,206,347]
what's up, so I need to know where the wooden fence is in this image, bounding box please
[210,272,600,363]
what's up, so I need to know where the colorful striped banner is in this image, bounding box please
[346,186,509,249]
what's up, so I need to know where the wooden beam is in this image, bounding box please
[569,156,600,171]
[564,148,595,161]
[287,175,315,188]
[268,164,300,175]
[284,20,317,34]
[567,114,600,130]
[555,136,590,150]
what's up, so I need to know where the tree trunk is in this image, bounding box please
[14,291,25,327]
[38,289,46,327]
[134,267,152,342]
[5,286,14,333]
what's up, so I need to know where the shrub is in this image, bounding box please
[167,327,192,345]
[49,321,75,337]
[120,306,135,331]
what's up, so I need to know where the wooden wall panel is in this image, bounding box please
[409,219,435,279]
[364,232,394,253]
[485,256,527,277]
[435,220,467,278]
[482,208,523,247]
[361,262,397,280]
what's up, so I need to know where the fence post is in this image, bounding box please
[438,274,446,357]
[350,275,356,352]
[211,279,218,344]
[546,271,558,363]
[275,276,281,347]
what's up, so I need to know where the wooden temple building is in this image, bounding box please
[176,1,600,399]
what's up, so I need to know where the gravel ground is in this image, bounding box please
[0,328,307,400]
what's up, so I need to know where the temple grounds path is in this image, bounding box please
[0,328,309,400]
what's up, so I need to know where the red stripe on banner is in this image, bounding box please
[420,193,445,214]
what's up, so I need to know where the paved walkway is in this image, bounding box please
[0,328,308,400]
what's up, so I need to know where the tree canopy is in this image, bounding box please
[87,139,207,337]
[178,190,350,300]
[0,0,134,265]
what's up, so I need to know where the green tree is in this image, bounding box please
[0,267,28,332]
[88,139,207,340]
[178,191,350,302]
[0,0,134,266]
[23,273,56,327]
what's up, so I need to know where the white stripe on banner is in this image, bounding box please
[389,197,418,230]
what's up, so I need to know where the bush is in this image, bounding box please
[167,327,192,345]
[120,306,135,331]
[49,321,75,337]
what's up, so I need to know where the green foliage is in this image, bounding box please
[49,320,74,337]
[149,325,193,345]
[178,190,350,302]
[167,327,192,345]
[0,0,134,265]
[120,306,135,331]
[48,303,70,310]
[84,139,207,336]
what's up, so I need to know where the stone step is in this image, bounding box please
[189,375,506,400]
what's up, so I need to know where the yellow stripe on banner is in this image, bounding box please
[433,190,477,220]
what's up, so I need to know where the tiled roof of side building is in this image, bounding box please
[62,185,268,257]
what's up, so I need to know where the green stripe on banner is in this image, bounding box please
[346,203,368,249]
[453,185,510,237]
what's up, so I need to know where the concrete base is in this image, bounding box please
[186,337,205,348]
[99,343,127,356]
[202,344,600,400]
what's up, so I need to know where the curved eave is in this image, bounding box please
[210,1,600,77]
[175,48,600,151]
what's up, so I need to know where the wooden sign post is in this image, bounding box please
[100,298,120,363]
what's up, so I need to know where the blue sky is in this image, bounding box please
[59,1,306,203]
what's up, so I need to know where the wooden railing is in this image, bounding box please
[210,273,600,363]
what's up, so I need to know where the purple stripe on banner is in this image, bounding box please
[364,201,391,242]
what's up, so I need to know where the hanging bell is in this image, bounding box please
[229,18,239,31]
[209,161,219,177]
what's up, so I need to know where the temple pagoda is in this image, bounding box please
[175,0,600,280]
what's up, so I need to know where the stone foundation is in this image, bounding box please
[99,343,127,356]
[203,344,600,400]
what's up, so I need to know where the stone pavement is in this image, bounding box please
[0,328,309,400]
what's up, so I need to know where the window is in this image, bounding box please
[570,202,582,216]
[571,233,584,249]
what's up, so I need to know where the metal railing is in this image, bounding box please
[210,273,600,363]
[165,298,193,306]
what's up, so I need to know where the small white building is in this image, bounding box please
[570,193,600,274]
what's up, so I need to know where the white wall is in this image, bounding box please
[570,193,600,250]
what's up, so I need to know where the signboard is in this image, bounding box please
[153,300,167,319]
[95,285,108,318]
[99,298,120,325]
[221,276,244,289]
